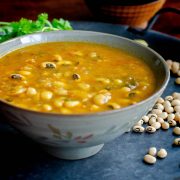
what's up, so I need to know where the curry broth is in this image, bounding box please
[0,42,156,114]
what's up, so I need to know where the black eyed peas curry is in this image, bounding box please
[0,42,156,114]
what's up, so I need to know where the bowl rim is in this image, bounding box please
[0,30,170,118]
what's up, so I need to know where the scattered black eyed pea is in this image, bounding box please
[93,94,111,105]
[148,113,158,119]
[64,100,80,108]
[174,105,180,113]
[165,106,174,114]
[166,60,173,69]
[163,100,171,107]
[151,109,162,115]
[72,73,81,80]
[173,127,180,135]
[142,115,149,123]
[144,154,156,164]
[10,74,24,80]
[168,119,177,127]
[176,77,180,85]
[161,122,170,130]
[165,95,174,102]
[153,103,164,111]
[172,92,180,99]
[151,122,161,130]
[158,112,168,119]
[171,99,180,106]
[41,91,53,100]
[157,97,164,104]
[148,117,156,125]
[174,112,180,122]
[26,87,37,96]
[41,62,56,69]
[107,103,121,110]
[148,147,157,156]
[171,62,179,74]
[42,104,52,111]
[135,119,144,126]
[167,113,175,121]
[157,149,167,159]
[157,117,164,124]
[173,138,180,146]
[132,125,145,133]
[146,126,156,133]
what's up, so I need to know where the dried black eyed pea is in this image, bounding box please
[165,96,174,102]
[148,117,156,125]
[142,115,149,123]
[148,113,158,119]
[148,147,157,156]
[157,97,164,104]
[171,99,180,106]
[172,92,180,100]
[167,113,175,121]
[173,138,180,146]
[133,125,145,133]
[157,149,167,159]
[72,73,81,80]
[151,122,161,130]
[151,109,162,115]
[146,126,156,133]
[153,103,164,111]
[41,62,56,69]
[168,119,177,127]
[174,112,180,122]
[173,127,180,135]
[10,74,24,80]
[135,119,144,126]
[175,77,180,85]
[158,112,168,119]
[174,105,180,113]
[165,106,174,114]
[161,122,170,130]
[157,117,164,124]
[144,154,156,164]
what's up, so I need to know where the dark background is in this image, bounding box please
[0,0,180,38]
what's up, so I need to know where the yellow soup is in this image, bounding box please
[0,42,156,114]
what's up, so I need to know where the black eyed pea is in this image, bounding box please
[165,95,174,102]
[172,92,180,100]
[93,94,111,105]
[174,112,180,122]
[148,117,157,125]
[10,74,24,80]
[72,73,81,80]
[148,113,158,119]
[146,126,156,133]
[153,103,164,111]
[148,147,157,156]
[64,100,80,108]
[41,62,56,69]
[171,62,179,74]
[173,138,180,146]
[161,122,170,130]
[107,103,120,110]
[157,149,167,159]
[173,127,180,135]
[41,91,53,100]
[135,119,144,126]
[163,100,171,107]
[54,54,63,61]
[174,105,180,113]
[151,122,161,130]
[158,112,168,119]
[165,106,174,114]
[168,119,177,127]
[132,125,145,133]
[171,99,180,106]
[166,60,173,69]
[42,104,52,111]
[12,86,27,95]
[157,97,164,104]
[144,154,156,164]
[151,109,162,115]
[167,113,175,121]
[26,87,37,96]
[142,115,149,123]
[157,117,164,124]
[175,78,180,85]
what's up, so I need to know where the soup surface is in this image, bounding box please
[0,42,156,114]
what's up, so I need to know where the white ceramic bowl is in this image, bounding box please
[0,31,169,160]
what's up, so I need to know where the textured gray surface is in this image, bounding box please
[0,22,179,180]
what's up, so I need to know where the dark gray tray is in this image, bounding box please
[0,22,179,180]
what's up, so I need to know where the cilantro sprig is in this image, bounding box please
[0,13,73,43]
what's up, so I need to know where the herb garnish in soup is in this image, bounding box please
[0,42,156,114]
